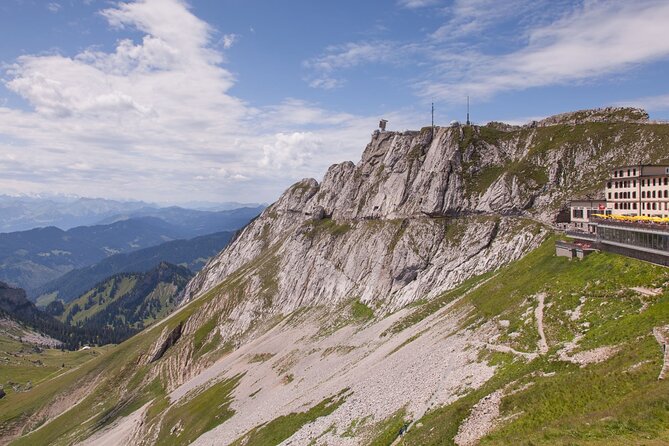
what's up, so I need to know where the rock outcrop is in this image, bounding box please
[180,111,669,329]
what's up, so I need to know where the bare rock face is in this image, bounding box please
[146,321,183,364]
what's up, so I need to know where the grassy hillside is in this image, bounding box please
[398,240,669,445]
[0,335,107,400]
[57,263,193,339]
[2,236,668,445]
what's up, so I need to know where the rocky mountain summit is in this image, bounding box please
[2,108,669,446]
[182,107,669,314]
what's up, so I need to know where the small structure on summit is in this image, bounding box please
[379,119,388,131]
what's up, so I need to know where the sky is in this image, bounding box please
[1,0,669,204]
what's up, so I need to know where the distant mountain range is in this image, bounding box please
[0,196,150,233]
[96,205,264,237]
[34,231,235,304]
[0,195,264,233]
[0,206,263,292]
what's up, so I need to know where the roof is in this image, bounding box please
[612,164,669,169]
[569,199,606,206]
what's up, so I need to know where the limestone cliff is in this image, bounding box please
[181,109,669,322]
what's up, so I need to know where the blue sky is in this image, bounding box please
[1,0,669,204]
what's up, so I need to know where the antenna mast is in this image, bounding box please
[466,95,470,126]
[431,102,434,138]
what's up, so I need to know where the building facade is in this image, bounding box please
[569,200,607,233]
[592,216,669,266]
[605,165,669,217]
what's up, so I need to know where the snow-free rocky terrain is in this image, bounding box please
[2,108,669,446]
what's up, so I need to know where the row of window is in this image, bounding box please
[642,202,669,211]
[607,177,669,189]
[613,168,637,178]
[598,226,669,252]
[609,190,669,200]
[643,190,669,199]
[572,209,601,219]
[611,191,636,199]
[613,202,637,210]
[612,202,669,211]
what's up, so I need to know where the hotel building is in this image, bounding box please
[605,165,669,217]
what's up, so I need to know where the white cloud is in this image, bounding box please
[260,132,319,170]
[397,0,438,9]
[220,33,238,49]
[47,2,62,13]
[617,93,669,112]
[0,0,387,203]
[303,41,419,89]
[423,1,669,101]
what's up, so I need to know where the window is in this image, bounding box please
[653,178,657,186]
[628,169,631,176]
[665,190,668,198]
[665,177,668,186]
[633,168,637,175]
[607,181,612,189]
[642,179,646,187]
[633,203,637,210]
[634,180,637,187]
[573,209,584,218]
[615,192,619,199]
[632,191,636,199]
[608,192,611,199]
[614,171,618,177]
[653,191,657,198]
[615,203,619,209]
[620,170,624,177]
[653,203,657,210]
[642,191,646,198]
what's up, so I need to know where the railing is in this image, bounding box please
[592,217,669,233]
[565,231,597,241]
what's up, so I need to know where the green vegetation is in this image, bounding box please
[458,121,669,200]
[367,408,408,446]
[230,391,348,446]
[350,299,374,321]
[193,315,219,353]
[382,269,496,336]
[304,218,353,240]
[403,238,669,445]
[0,336,105,397]
[154,374,242,446]
[35,292,57,308]
[248,352,275,363]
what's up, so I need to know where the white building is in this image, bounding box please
[605,165,669,217]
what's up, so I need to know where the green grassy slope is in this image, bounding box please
[400,239,669,445]
[0,335,106,399]
[0,258,244,445]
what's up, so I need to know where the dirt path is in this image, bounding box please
[653,327,669,380]
[534,293,548,354]
[454,390,503,446]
